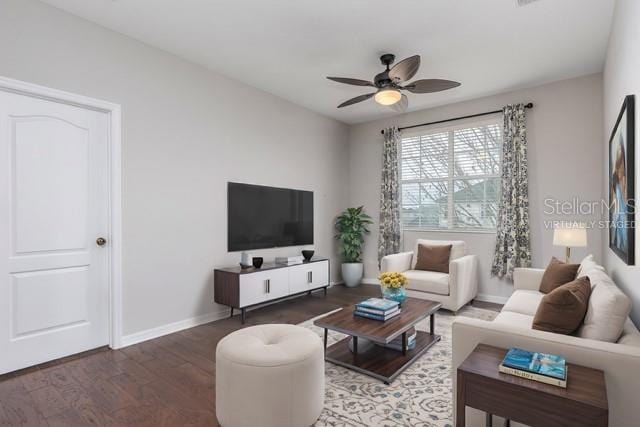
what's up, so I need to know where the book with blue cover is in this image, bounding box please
[502,348,566,379]
[355,298,399,312]
[356,305,399,316]
[499,347,567,388]
[383,340,416,352]
[383,327,417,351]
[354,307,400,321]
[389,327,416,345]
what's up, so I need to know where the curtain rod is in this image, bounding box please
[380,102,534,134]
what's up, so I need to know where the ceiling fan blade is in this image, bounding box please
[405,79,461,93]
[337,93,375,108]
[389,94,408,113]
[327,77,375,87]
[389,55,420,83]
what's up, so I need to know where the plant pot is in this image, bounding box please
[341,263,363,288]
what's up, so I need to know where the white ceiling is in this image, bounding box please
[40,0,615,124]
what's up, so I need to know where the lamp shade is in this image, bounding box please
[553,226,587,247]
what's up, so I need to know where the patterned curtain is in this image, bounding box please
[491,104,532,279]
[378,127,401,263]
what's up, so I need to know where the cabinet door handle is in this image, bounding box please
[308,271,313,283]
[267,279,270,293]
[265,279,270,293]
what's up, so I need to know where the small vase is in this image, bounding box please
[301,250,314,261]
[381,286,407,305]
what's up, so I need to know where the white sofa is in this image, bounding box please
[380,239,478,312]
[452,256,640,427]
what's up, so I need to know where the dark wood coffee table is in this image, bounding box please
[314,297,441,384]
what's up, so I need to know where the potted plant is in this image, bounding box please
[334,206,373,287]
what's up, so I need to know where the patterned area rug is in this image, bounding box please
[301,305,497,427]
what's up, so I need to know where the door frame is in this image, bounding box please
[0,76,124,349]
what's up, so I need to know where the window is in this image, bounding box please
[400,118,502,231]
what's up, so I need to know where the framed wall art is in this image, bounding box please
[609,95,635,265]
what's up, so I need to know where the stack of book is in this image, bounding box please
[383,327,417,351]
[499,347,568,388]
[354,298,401,321]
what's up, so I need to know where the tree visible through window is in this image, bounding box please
[400,118,502,230]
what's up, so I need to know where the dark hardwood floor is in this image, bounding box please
[0,284,501,426]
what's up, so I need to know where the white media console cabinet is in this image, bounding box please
[214,258,330,323]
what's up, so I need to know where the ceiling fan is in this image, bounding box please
[327,54,461,112]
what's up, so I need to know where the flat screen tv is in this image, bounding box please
[227,182,313,252]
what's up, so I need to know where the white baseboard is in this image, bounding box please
[119,282,341,348]
[475,293,509,305]
[361,278,509,304]
[119,308,229,348]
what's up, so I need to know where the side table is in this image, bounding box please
[456,344,608,427]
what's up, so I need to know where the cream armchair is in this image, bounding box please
[380,239,478,312]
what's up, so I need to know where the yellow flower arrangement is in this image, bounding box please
[378,271,408,289]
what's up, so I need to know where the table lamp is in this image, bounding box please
[553,225,587,263]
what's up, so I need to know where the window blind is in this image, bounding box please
[400,121,502,230]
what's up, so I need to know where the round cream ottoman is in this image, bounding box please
[215,324,324,427]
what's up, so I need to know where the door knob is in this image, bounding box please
[96,237,107,246]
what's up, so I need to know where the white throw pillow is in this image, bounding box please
[577,254,605,278]
[576,268,632,342]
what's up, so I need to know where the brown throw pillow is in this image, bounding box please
[415,244,452,273]
[532,276,592,334]
[539,257,579,294]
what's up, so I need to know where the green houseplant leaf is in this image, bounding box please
[334,206,373,263]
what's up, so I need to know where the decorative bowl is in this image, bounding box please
[382,286,407,305]
[302,250,314,261]
[252,257,264,268]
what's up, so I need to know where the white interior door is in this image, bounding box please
[0,90,110,374]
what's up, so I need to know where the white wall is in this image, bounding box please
[0,0,616,336]
[602,0,640,325]
[0,0,350,336]
[349,74,604,301]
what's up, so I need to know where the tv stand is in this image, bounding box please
[214,258,330,323]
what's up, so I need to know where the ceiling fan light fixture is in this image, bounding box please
[329,54,461,109]
[374,89,402,106]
